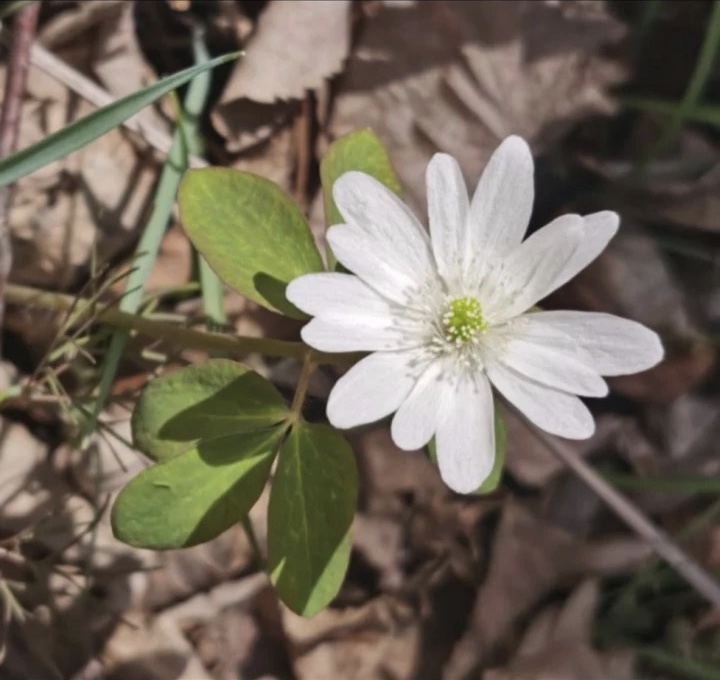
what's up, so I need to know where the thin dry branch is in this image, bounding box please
[0,2,41,356]
[513,406,720,608]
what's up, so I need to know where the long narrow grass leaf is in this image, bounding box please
[604,472,720,494]
[638,0,720,162]
[0,51,238,188]
[622,96,720,129]
[82,38,214,442]
[639,647,720,680]
[184,38,228,332]
[199,257,227,330]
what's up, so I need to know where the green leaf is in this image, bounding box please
[268,423,358,616]
[112,427,281,549]
[0,52,240,188]
[132,359,289,461]
[321,129,401,228]
[427,399,506,494]
[320,129,401,269]
[179,168,324,318]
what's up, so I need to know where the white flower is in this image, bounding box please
[287,136,663,494]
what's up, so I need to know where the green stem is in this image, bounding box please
[289,350,315,422]
[240,515,265,571]
[603,472,720,494]
[5,282,358,365]
[640,0,720,163]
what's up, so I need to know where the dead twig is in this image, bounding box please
[0,1,40,355]
[294,93,312,208]
[514,406,720,609]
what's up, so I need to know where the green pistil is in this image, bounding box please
[443,296,486,343]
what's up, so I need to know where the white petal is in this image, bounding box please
[486,360,595,439]
[301,316,418,353]
[467,136,534,259]
[520,311,664,375]
[485,319,608,397]
[553,211,619,290]
[327,225,423,304]
[488,215,584,321]
[327,351,422,429]
[332,172,434,289]
[435,374,495,494]
[426,153,469,278]
[287,272,394,318]
[391,361,448,450]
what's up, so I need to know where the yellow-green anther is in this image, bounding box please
[443,296,486,343]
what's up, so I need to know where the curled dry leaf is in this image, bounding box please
[220,0,351,104]
[213,0,351,151]
[445,499,650,679]
[330,0,626,211]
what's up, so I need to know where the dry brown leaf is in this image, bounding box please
[352,428,448,508]
[212,100,297,154]
[5,49,156,289]
[91,1,157,101]
[229,123,297,193]
[503,406,623,487]
[94,608,213,680]
[143,574,291,680]
[644,395,720,468]
[220,0,351,104]
[445,499,650,679]
[582,132,720,234]
[141,224,193,294]
[281,597,419,680]
[485,580,636,680]
[330,0,626,212]
[213,0,351,151]
[5,2,161,289]
[91,0,170,136]
[143,526,255,611]
[0,419,51,532]
[39,1,127,54]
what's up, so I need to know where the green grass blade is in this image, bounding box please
[604,472,720,494]
[0,50,238,188]
[186,42,228,333]
[638,0,720,161]
[639,647,720,680]
[622,96,720,129]
[199,257,227,330]
[82,35,214,443]
[0,0,35,20]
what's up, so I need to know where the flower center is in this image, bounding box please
[443,296,486,344]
